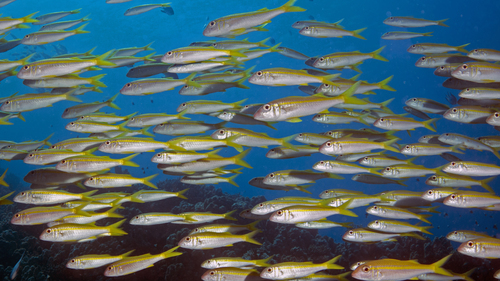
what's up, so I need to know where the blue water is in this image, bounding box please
[1,0,500,279]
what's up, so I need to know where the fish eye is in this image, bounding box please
[71,259,75,263]
[421,57,426,61]
[256,71,263,76]
[130,118,135,121]
[411,44,416,48]
[108,266,112,270]
[325,142,331,147]
[212,43,217,47]
[462,65,468,69]
[389,17,394,19]
[298,133,303,137]
[474,49,478,52]
[65,109,69,112]
[405,145,410,149]
[210,271,215,275]
[380,118,384,121]
[259,203,263,207]
[467,241,473,247]
[4,101,9,104]
[157,153,161,157]
[319,57,324,62]
[167,51,172,56]
[451,162,456,166]
[373,206,378,209]
[61,160,66,164]
[320,161,324,164]
[277,211,282,215]
[440,66,445,70]
[15,214,19,217]
[89,177,94,180]
[105,141,111,145]
[21,192,25,195]
[362,266,369,272]
[385,167,390,171]
[29,153,33,157]
[495,113,500,118]
[465,88,470,92]
[263,104,271,111]
[452,108,457,113]
[428,190,433,194]
[412,98,417,102]
[304,26,309,30]
[194,228,199,232]
[267,268,273,272]
[454,231,458,234]
[69,122,74,126]
[219,130,225,134]
[222,112,227,115]
[451,194,456,199]
[209,21,216,26]
[375,220,379,224]
[135,216,139,219]
[126,83,131,87]
[181,103,186,106]
[46,229,51,233]
[269,173,274,178]
[183,85,188,88]
[349,230,353,235]
[432,176,437,180]
[185,237,190,241]
[23,65,29,70]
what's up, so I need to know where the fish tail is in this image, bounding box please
[229,48,247,58]
[335,272,350,281]
[352,27,367,40]
[340,81,366,105]
[492,148,500,160]
[141,126,154,137]
[0,170,9,187]
[380,98,395,113]
[122,153,140,167]
[225,174,239,187]
[324,255,344,270]
[233,98,248,109]
[425,206,440,214]
[338,222,354,228]
[337,200,358,217]
[368,168,382,176]
[71,8,82,14]
[449,144,464,154]
[63,88,83,102]
[418,214,432,224]
[124,111,138,120]
[456,43,470,53]
[21,12,39,23]
[258,37,271,47]
[243,230,262,245]
[423,32,434,36]
[142,52,156,62]
[106,205,124,218]
[184,72,201,88]
[280,0,306,12]
[327,173,344,180]
[246,220,261,231]
[41,133,54,147]
[121,249,135,258]
[233,77,250,89]
[264,121,277,130]
[356,113,370,126]
[95,50,116,67]
[401,232,426,240]
[223,209,238,221]
[423,118,439,132]
[90,86,103,93]
[406,157,417,165]
[280,135,299,151]
[207,148,223,158]
[74,204,92,217]
[73,22,90,34]
[419,225,433,235]
[242,65,256,79]
[396,179,408,187]
[430,254,453,276]
[160,246,182,259]
[142,174,158,189]
[0,115,12,125]
[19,53,35,65]
[371,46,389,62]
[321,73,340,86]
[129,191,145,203]
[89,74,107,87]
[106,93,121,110]
[437,19,449,27]
[226,136,243,152]
[268,42,282,53]
[377,75,396,91]
[107,219,128,236]
[297,184,313,194]
[176,188,189,199]
[177,109,190,120]
[255,255,272,267]
[462,267,476,281]
[480,176,495,193]
[382,138,400,153]
[142,41,155,51]
[84,46,97,56]
[232,149,252,168]
[81,190,98,201]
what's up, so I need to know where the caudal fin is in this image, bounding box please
[107,219,128,236]
[243,230,262,245]
[371,46,389,62]
[176,188,189,199]
[160,246,183,259]
[142,174,158,189]
[280,0,306,13]
[431,254,453,276]
[323,255,344,270]
[352,28,367,40]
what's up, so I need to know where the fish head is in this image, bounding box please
[201,269,221,281]
[0,98,21,112]
[179,84,200,95]
[319,141,339,155]
[415,56,432,67]
[312,113,326,122]
[373,117,392,130]
[125,117,141,127]
[260,266,281,279]
[400,144,416,155]
[350,261,368,270]
[55,159,74,172]
[352,263,383,281]
[294,133,309,144]
[201,259,220,269]
[434,65,452,77]
[342,229,360,242]
[248,177,266,188]
[23,151,40,164]
[119,81,141,95]
[319,189,335,199]
[446,230,466,242]
[13,191,31,204]
[326,198,343,207]
[104,264,122,277]
[405,97,424,109]
[262,172,283,185]
[298,26,316,36]
[129,214,148,225]
[443,193,463,207]
[265,147,285,159]
[39,226,60,241]
[487,112,500,125]
[247,69,277,85]
[407,44,423,54]
[451,63,472,79]
[210,129,230,140]
[367,220,384,231]
[20,33,38,45]
[421,187,441,201]
[10,211,28,224]
[62,107,79,119]
[291,21,303,29]
[441,161,465,174]
[358,156,374,166]
[383,16,402,26]
[312,160,330,172]
[251,202,274,215]
[83,176,100,188]
[269,209,291,223]
[366,205,382,216]
[178,234,200,249]
[99,139,123,153]
[151,152,169,163]
[65,121,82,132]
[315,83,338,95]
[467,49,487,60]
[458,88,478,98]
[443,107,462,122]
[202,19,227,37]
[66,258,84,269]
[312,56,332,69]
[216,111,234,122]
[176,102,192,113]
[437,133,456,144]
[457,240,481,257]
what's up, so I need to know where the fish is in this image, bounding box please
[202,0,305,37]
[421,187,464,203]
[248,67,340,86]
[249,177,312,193]
[126,111,189,128]
[299,25,366,39]
[9,249,24,280]
[211,128,297,150]
[352,174,408,186]
[152,149,222,164]
[21,23,90,45]
[165,135,243,152]
[367,219,433,234]
[176,98,247,114]
[442,161,500,176]
[39,15,90,32]
[55,154,139,173]
[201,256,271,269]
[124,3,171,16]
[434,64,463,77]
[443,105,496,124]
[180,175,240,187]
[374,116,438,133]
[260,256,343,280]
[446,230,491,243]
[366,205,432,223]
[153,120,226,135]
[1,91,81,112]
[0,191,14,205]
[190,221,259,235]
[202,268,261,281]
[161,46,246,64]
[296,220,353,229]
[84,173,157,189]
[178,230,261,249]
[457,238,500,259]
[129,212,195,225]
[265,145,318,159]
[352,255,453,280]
[134,189,188,202]
[291,19,344,29]
[98,137,171,154]
[313,160,381,175]
[11,205,90,225]
[400,143,462,156]
[262,169,343,186]
[425,173,494,193]
[319,137,399,155]
[217,111,277,130]
[467,48,500,61]
[49,137,104,152]
[312,47,388,69]
[407,43,469,54]
[383,16,449,27]
[269,204,357,224]
[443,190,500,208]
[382,30,433,40]
[62,93,120,118]
[276,46,309,60]
[104,246,182,276]
[405,98,450,114]
[13,189,97,205]
[66,250,134,270]
[452,62,500,83]
[439,132,500,158]
[33,9,81,25]
[358,154,415,167]
[417,268,476,281]
[342,228,425,243]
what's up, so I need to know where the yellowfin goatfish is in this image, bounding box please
[367,219,433,235]
[352,255,452,280]
[443,105,496,124]
[374,116,438,132]
[55,154,139,173]
[366,205,431,223]
[253,82,365,122]
[202,268,261,281]
[0,91,81,112]
[189,221,259,235]
[33,9,81,25]
[443,190,500,208]
[153,120,226,135]
[11,205,90,225]
[120,73,201,95]
[319,137,399,155]
[134,189,188,202]
[17,50,115,79]
[0,53,33,72]
[467,48,500,61]
[98,137,170,154]
[446,230,491,243]
[217,111,277,130]
[407,43,469,54]
[40,219,127,242]
[124,3,171,16]
[270,204,357,224]
[129,212,195,225]
[13,189,96,205]
[161,46,246,64]
[0,12,38,30]
[202,0,305,37]
[165,135,243,152]
[260,256,343,280]
[151,149,222,164]
[104,247,182,276]
[425,173,494,193]
[313,160,381,175]
[383,16,449,27]
[299,25,366,39]
[452,62,500,83]
[0,191,14,204]
[458,238,500,259]
[405,97,450,114]
[39,15,91,32]
[312,47,388,69]
[20,23,90,45]
[66,250,134,269]
[49,137,104,152]
[211,128,296,150]
[342,228,424,243]
[400,143,462,156]
[438,132,500,158]
[23,148,97,165]
[65,120,130,134]
[201,256,271,269]
[178,230,261,249]
[442,161,500,176]
[262,169,343,186]
[266,145,318,159]
[125,111,189,127]
[381,31,433,40]
[177,99,247,114]
[62,93,120,119]
[84,173,157,189]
